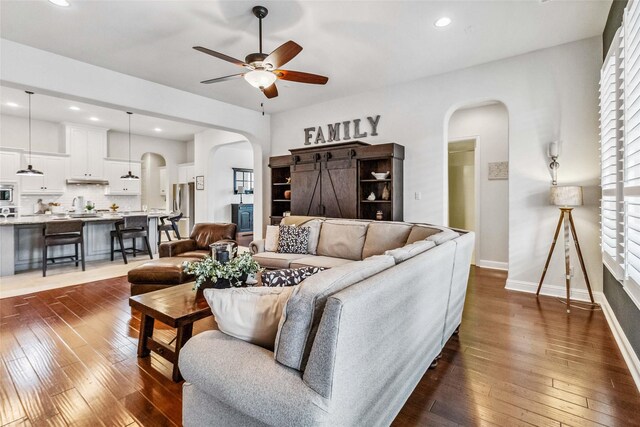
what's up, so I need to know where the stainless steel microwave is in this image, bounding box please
[0,184,14,205]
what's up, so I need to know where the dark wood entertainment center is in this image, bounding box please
[268,141,404,224]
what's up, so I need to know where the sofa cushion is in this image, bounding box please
[252,252,309,269]
[262,266,326,287]
[290,256,353,269]
[316,220,369,261]
[190,223,237,250]
[278,225,310,254]
[176,250,210,259]
[274,254,395,371]
[265,225,280,252]
[204,286,295,350]
[385,240,436,263]
[303,219,322,255]
[405,225,442,245]
[362,222,413,259]
[428,229,460,245]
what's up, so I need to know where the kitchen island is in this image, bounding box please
[0,213,168,276]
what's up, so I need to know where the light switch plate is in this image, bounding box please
[415,192,421,200]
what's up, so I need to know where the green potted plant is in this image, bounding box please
[183,252,262,291]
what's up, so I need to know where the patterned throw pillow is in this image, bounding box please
[262,266,326,287]
[277,225,310,254]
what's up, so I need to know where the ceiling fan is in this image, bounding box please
[193,5,328,99]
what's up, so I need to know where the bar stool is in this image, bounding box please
[158,212,183,246]
[110,215,153,264]
[42,220,85,277]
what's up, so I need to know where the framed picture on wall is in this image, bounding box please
[196,175,205,190]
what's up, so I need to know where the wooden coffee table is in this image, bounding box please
[129,283,211,382]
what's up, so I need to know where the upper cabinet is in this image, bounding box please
[178,163,195,184]
[103,159,141,195]
[0,151,20,183]
[20,154,68,194]
[64,124,108,179]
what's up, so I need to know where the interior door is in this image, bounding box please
[291,163,322,216]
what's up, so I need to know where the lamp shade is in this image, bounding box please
[550,186,583,206]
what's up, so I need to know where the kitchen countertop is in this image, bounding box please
[0,212,170,226]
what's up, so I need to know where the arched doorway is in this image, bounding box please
[446,101,509,270]
[140,152,168,212]
[207,140,255,245]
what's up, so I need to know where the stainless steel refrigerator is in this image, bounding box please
[172,182,195,236]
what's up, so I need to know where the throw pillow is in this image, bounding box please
[265,225,280,252]
[203,286,295,350]
[262,266,326,287]
[277,225,310,254]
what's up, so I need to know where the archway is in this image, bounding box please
[207,140,256,245]
[446,101,509,271]
[140,152,167,212]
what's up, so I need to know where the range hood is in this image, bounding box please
[66,178,110,186]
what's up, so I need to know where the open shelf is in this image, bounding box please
[273,182,291,186]
[361,200,392,203]
[272,199,291,203]
[360,179,391,182]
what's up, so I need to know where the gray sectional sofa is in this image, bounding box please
[179,217,474,426]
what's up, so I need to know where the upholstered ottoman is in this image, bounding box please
[128,257,199,295]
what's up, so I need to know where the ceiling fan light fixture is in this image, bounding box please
[244,70,277,89]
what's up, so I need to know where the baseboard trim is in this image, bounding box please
[506,279,640,393]
[476,260,508,271]
[505,279,595,302]
[599,294,640,393]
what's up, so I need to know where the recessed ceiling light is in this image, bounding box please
[48,0,70,7]
[154,128,163,132]
[69,106,80,111]
[434,17,452,28]
[89,117,100,122]
[6,102,19,107]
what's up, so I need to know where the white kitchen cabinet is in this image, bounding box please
[20,154,68,194]
[104,159,141,195]
[64,124,107,179]
[178,163,195,184]
[0,151,20,182]
[159,166,167,195]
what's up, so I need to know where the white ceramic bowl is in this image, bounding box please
[371,171,390,180]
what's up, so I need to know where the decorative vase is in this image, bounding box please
[284,190,292,200]
[376,210,384,220]
[382,183,390,201]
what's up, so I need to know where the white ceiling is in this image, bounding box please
[0,86,207,141]
[0,0,611,114]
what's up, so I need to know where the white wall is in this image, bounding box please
[449,103,509,269]
[1,115,61,153]
[208,141,254,223]
[270,37,602,295]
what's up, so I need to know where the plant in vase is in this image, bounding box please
[183,252,262,291]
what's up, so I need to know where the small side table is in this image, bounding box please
[129,283,211,382]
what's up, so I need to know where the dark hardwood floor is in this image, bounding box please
[0,267,638,426]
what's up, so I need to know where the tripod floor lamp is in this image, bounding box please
[537,185,595,312]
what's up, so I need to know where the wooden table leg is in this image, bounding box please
[138,314,155,357]
[172,323,193,382]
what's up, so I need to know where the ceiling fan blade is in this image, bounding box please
[264,41,302,69]
[262,83,278,99]
[200,73,245,84]
[193,46,252,69]
[274,70,328,85]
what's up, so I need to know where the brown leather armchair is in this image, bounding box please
[159,222,237,259]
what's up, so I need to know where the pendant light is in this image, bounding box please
[120,111,139,180]
[16,91,44,176]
